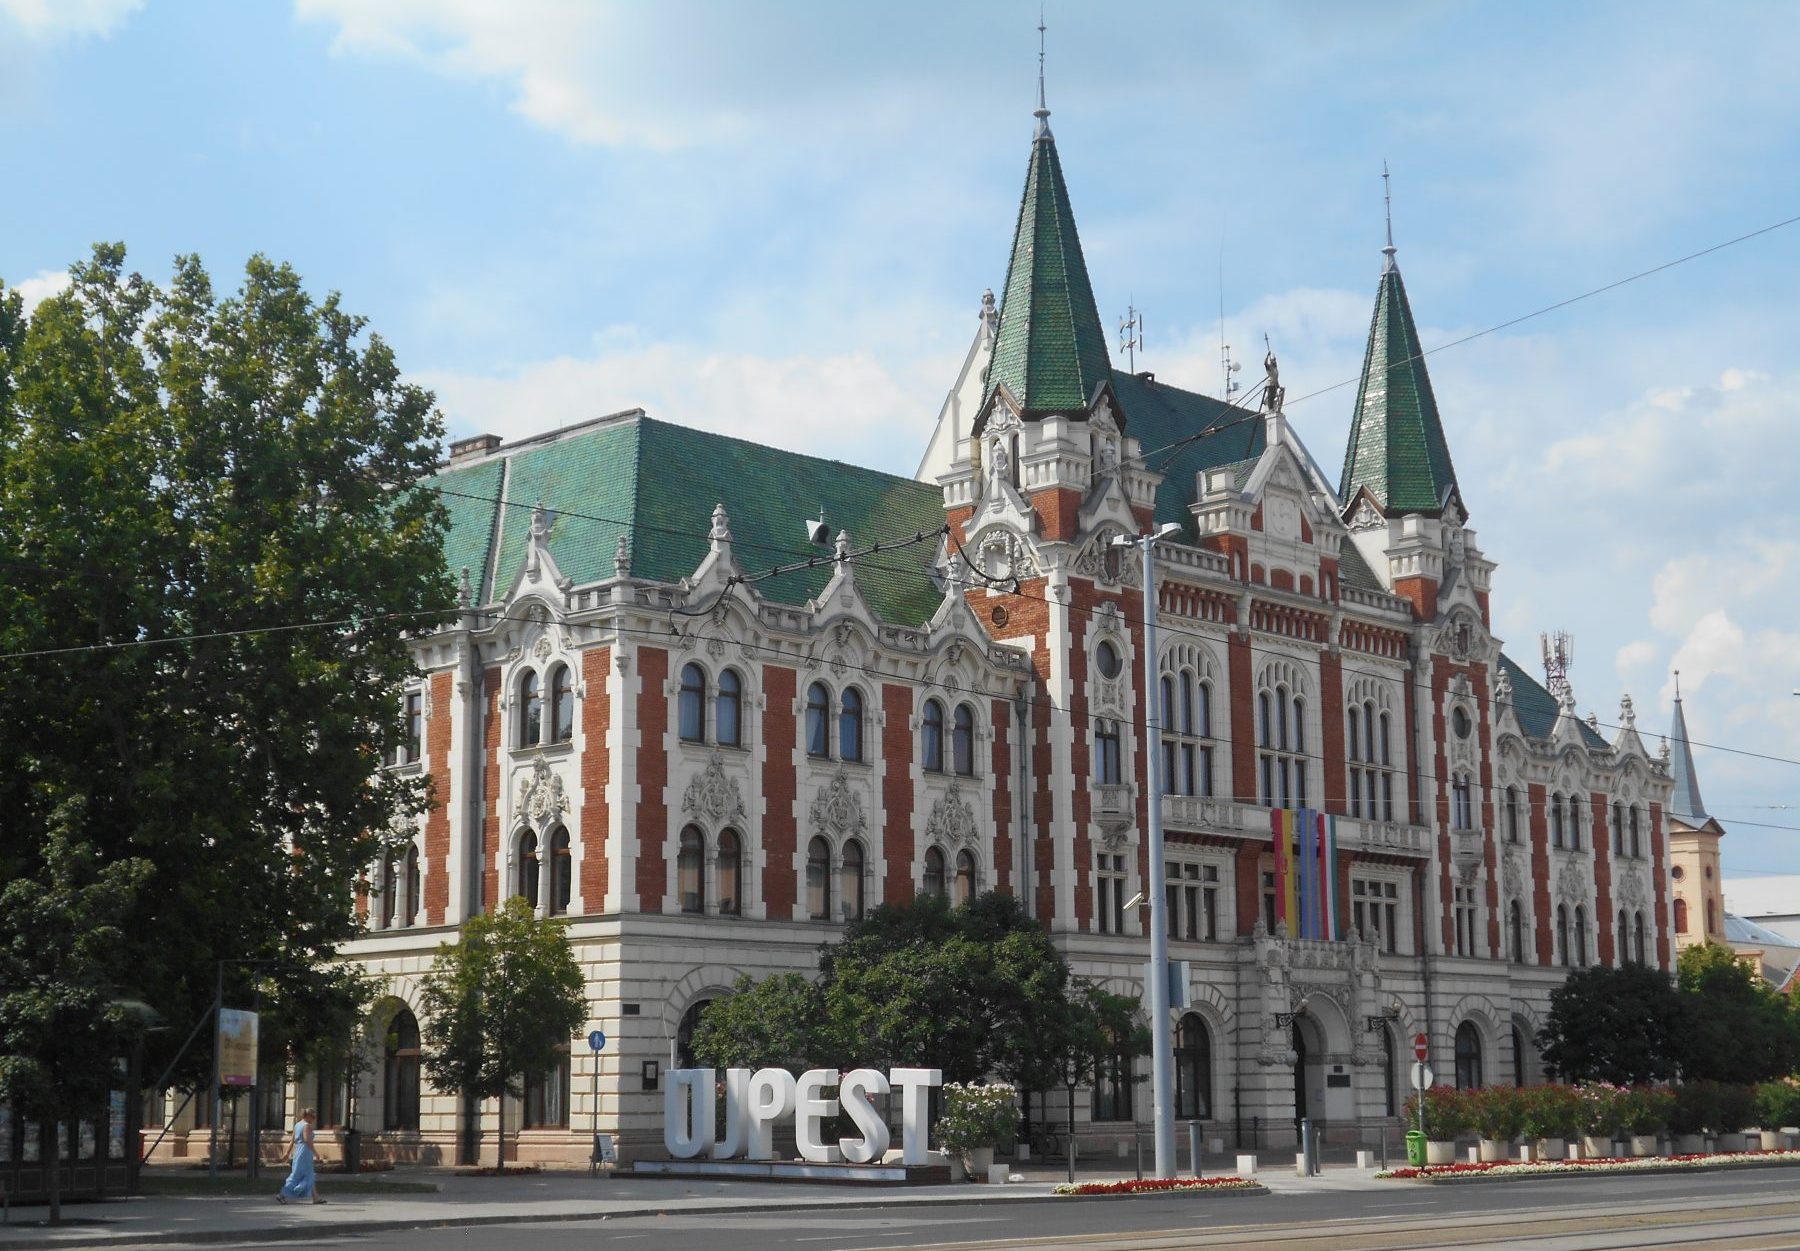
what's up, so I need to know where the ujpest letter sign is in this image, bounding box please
[663,1067,942,1165]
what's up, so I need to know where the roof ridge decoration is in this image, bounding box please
[982,86,1113,421]
[1668,674,1711,824]
[1339,169,1461,519]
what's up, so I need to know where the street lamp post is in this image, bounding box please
[1113,522,1181,1179]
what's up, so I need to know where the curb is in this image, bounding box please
[0,1184,1268,1250]
[1380,1156,1800,1186]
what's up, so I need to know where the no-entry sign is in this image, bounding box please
[1412,1032,1428,1061]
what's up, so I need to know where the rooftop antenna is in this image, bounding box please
[1541,630,1575,705]
[1033,8,1051,136]
[1218,228,1240,401]
[1118,299,1144,373]
[1382,160,1398,272]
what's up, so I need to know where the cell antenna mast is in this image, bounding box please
[1541,630,1575,703]
[1119,301,1144,372]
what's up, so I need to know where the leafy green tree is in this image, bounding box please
[417,898,587,1170]
[1536,963,1688,1084]
[0,248,453,1085]
[0,811,151,1223]
[1678,943,1797,1083]
[688,973,824,1072]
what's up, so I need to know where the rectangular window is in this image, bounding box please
[1092,1046,1132,1122]
[1261,870,1278,935]
[1352,877,1401,954]
[1453,886,1478,957]
[523,1052,571,1128]
[403,691,423,764]
[1165,861,1216,942]
[1096,853,1126,935]
[1094,722,1122,786]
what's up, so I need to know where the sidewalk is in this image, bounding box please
[0,1152,1387,1249]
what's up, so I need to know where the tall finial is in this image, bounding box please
[1381,160,1397,271]
[1034,8,1051,137]
[1674,668,1681,700]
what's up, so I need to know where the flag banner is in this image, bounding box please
[1270,808,1296,937]
[1297,807,1318,939]
[1321,813,1341,940]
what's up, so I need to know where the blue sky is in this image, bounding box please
[5,0,1800,880]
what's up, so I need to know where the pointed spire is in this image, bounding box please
[1034,9,1051,137]
[1668,673,1711,824]
[1382,160,1397,273]
[983,44,1112,423]
[1339,168,1460,518]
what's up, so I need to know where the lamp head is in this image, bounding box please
[1123,891,1146,911]
[1154,521,1181,540]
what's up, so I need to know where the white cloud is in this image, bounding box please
[0,0,140,40]
[10,267,70,313]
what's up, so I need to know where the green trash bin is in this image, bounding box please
[1405,1130,1427,1167]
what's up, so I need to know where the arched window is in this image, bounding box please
[806,683,831,758]
[952,704,976,777]
[518,830,540,909]
[1551,794,1565,849]
[548,826,571,915]
[1615,907,1629,965]
[922,700,945,773]
[675,1000,712,1070]
[1567,796,1583,850]
[1556,904,1570,966]
[716,668,742,748]
[923,846,947,898]
[1173,1014,1212,1120]
[1612,801,1624,856]
[1509,899,1524,964]
[839,687,864,762]
[1451,774,1474,830]
[840,839,866,921]
[1705,896,1717,936]
[403,844,421,926]
[523,1047,570,1129]
[1257,683,1308,808]
[1629,806,1642,858]
[1674,896,1689,933]
[678,663,707,743]
[383,1009,421,1131]
[678,827,705,913]
[953,849,976,905]
[549,664,574,743]
[1574,906,1589,967]
[1505,787,1521,844]
[1163,666,1210,797]
[1454,1021,1483,1090]
[401,689,423,764]
[806,836,832,920]
[1511,1024,1527,1087]
[718,829,741,916]
[1633,911,1646,964]
[520,670,543,747]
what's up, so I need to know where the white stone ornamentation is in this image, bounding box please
[682,751,747,827]
[811,769,868,839]
[925,785,979,849]
[517,755,569,825]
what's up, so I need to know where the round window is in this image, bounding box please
[1452,706,1472,739]
[1671,866,1685,881]
[1095,640,1122,680]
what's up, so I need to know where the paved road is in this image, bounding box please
[325,1170,1800,1251]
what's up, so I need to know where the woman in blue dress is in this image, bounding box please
[277,1107,326,1204]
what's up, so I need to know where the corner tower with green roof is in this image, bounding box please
[1339,234,1461,521]
[981,104,1113,423]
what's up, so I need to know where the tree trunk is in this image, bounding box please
[495,1090,505,1173]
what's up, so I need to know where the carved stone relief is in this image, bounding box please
[516,755,569,827]
[681,751,747,828]
[810,769,868,839]
[925,785,979,849]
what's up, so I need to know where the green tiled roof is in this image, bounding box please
[1339,260,1459,516]
[1335,539,1384,593]
[985,129,1112,417]
[429,414,947,627]
[1498,652,1609,750]
[1107,369,1264,534]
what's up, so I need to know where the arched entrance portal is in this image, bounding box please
[1290,1015,1327,1139]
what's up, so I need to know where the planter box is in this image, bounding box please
[1425,1140,1458,1165]
[1535,1138,1568,1160]
[1759,1130,1784,1152]
[1717,1132,1752,1153]
[1478,1138,1510,1162]
[1629,1135,1657,1157]
[1581,1135,1612,1158]
[1674,1134,1707,1154]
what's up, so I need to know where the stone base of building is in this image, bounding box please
[633,1159,953,1184]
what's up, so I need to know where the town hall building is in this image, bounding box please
[209,96,1677,1168]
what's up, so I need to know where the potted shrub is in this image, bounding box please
[1622,1086,1673,1156]
[1411,1087,1468,1165]
[1575,1084,1625,1158]
[936,1082,1020,1181]
[1472,1087,1523,1162]
[1670,1081,1721,1154]
[1521,1084,1577,1160]
[1716,1084,1758,1153]
[1754,1081,1800,1151]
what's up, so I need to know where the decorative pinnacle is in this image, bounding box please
[1034,9,1051,136]
[1382,161,1397,271]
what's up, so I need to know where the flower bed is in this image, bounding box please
[1055,1176,1262,1195]
[1379,1149,1800,1181]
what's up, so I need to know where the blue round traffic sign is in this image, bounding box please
[588,1029,607,1052]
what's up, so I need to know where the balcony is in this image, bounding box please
[1094,783,1135,834]
[1154,798,1432,856]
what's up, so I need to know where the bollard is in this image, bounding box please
[1235,1152,1258,1178]
[1356,1149,1374,1170]
[1188,1122,1202,1178]
[1381,1126,1389,1172]
[1135,1132,1144,1180]
[1067,1135,1076,1184]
